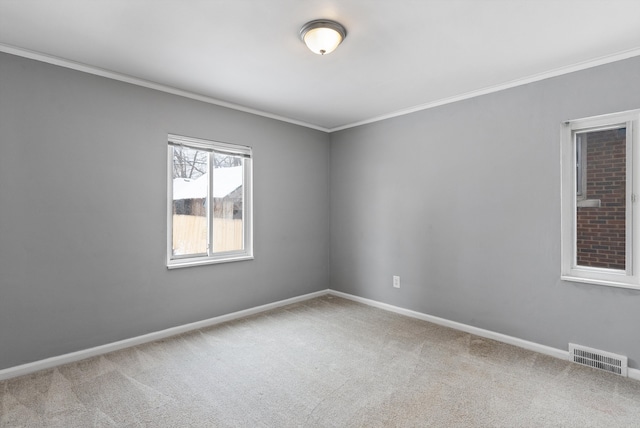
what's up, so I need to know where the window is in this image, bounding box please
[561,110,640,288]
[167,135,253,268]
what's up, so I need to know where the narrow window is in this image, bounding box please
[167,135,252,268]
[561,110,639,288]
[575,127,626,270]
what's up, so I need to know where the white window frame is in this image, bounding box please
[561,109,640,289]
[167,134,253,269]
[575,133,587,201]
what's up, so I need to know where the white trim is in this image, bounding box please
[330,291,640,379]
[168,134,252,156]
[560,275,640,291]
[2,43,640,134]
[561,110,640,288]
[0,43,330,133]
[167,136,253,268]
[167,254,255,270]
[0,290,329,381]
[2,288,637,382]
[329,47,640,132]
[327,290,569,361]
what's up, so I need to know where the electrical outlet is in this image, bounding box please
[393,275,400,288]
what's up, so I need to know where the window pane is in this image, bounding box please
[172,146,209,256]
[212,152,244,252]
[575,127,626,270]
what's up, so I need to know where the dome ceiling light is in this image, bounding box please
[299,19,347,55]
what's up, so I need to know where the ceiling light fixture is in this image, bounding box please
[299,19,347,55]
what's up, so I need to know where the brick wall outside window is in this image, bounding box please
[576,129,626,269]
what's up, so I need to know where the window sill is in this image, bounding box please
[167,254,254,269]
[576,199,601,208]
[561,274,640,291]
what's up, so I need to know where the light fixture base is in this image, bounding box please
[299,19,347,55]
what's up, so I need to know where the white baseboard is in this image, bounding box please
[328,290,570,361]
[2,288,638,382]
[0,289,329,381]
[329,290,640,380]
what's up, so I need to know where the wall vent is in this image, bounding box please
[569,343,627,377]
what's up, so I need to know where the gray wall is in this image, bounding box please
[0,52,330,370]
[3,48,640,373]
[330,56,640,369]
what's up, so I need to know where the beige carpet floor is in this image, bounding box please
[1,295,640,427]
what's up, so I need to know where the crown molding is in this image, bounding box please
[329,46,640,132]
[0,43,330,133]
[2,42,640,134]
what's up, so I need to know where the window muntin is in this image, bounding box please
[168,135,252,268]
[561,110,639,289]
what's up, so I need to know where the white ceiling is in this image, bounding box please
[1,0,640,132]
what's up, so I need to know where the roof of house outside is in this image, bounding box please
[172,166,242,200]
